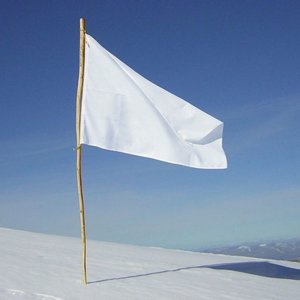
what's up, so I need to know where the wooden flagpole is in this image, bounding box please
[75,17,87,285]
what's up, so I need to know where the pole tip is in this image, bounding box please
[80,18,85,30]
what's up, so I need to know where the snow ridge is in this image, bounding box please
[0,228,299,300]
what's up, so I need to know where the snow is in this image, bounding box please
[237,245,251,252]
[0,228,299,299]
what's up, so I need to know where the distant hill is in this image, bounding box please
[202,239,300,260]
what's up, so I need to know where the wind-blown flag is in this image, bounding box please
[80,34,227,169]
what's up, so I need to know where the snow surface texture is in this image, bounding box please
[0,228,299,299]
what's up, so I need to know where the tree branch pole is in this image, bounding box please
[75,17,87,285]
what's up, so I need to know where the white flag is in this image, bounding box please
[80,34,227,169]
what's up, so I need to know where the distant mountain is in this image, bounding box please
[202,239,300,260]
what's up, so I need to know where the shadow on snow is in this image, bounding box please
[89,261,300,284]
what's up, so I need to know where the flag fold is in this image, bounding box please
[80,34,227,169]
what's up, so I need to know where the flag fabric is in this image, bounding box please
[80,34,227,169]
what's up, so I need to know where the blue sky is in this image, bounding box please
[0,0,299,250]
